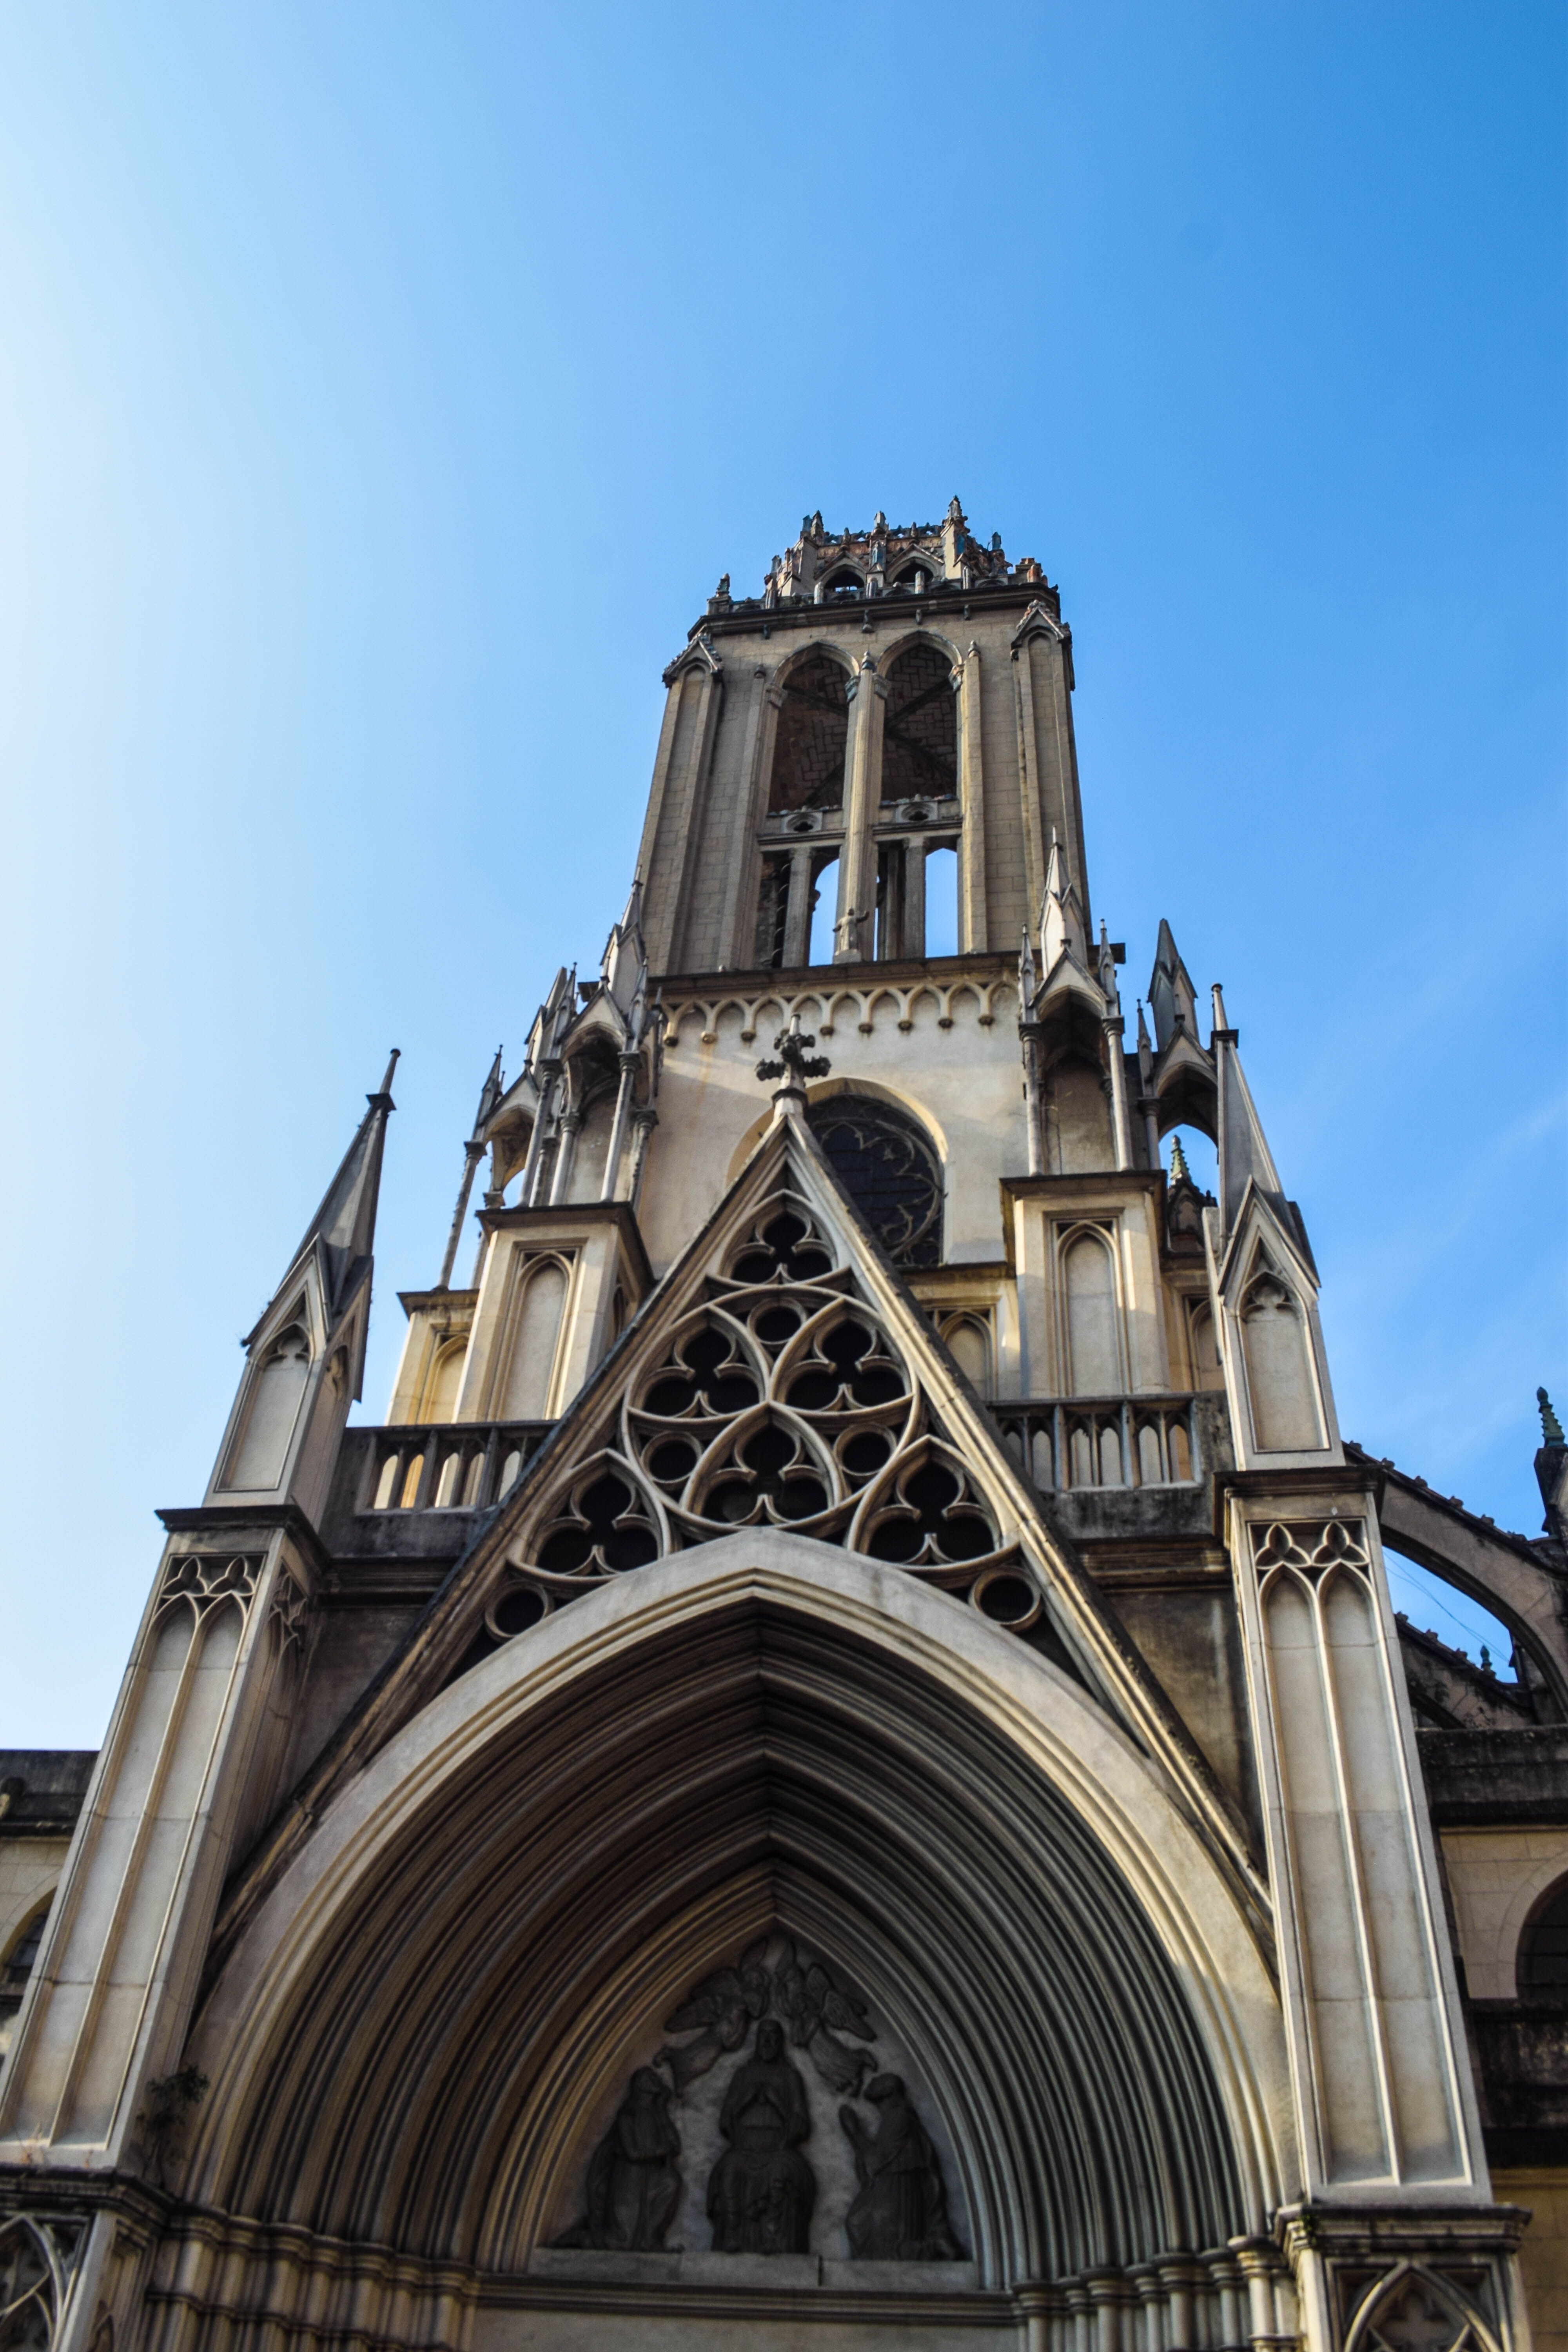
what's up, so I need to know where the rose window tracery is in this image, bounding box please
[858,1454,996,1568]
[804,1098,943,1268]
[496,1194,1042,1644]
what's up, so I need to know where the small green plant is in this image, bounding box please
[136,2064,208,2181]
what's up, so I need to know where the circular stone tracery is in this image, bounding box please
[502,1196,1037,1632]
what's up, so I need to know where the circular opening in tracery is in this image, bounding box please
[973,1572,1040,1630]
[648,1439,699,1486]
[488,1584,549,1640]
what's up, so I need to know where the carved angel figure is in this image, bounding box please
[657,1940,771,2094]
[772,1941,874,2096]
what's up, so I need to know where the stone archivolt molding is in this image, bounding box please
[169,1542,1290,2315]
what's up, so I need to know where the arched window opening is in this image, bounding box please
[1165,1124,1218,1198]
[500,1259,568,1420]
[768,652,849,814]
[1063,1229,1122,1395]
[925,843,958,956]
[807,854,840,965]
[1239,1260,1322,1450]
[0,1904,49,2067]
[889,562,933,595]
[943,1314,993,1398]
[1521,1878,1568,1988]
[806,1095,943,1267]
[881,644,957,804]
[822,569,862,601]
[224,1319,311,1491]
[425,1341,465,1423]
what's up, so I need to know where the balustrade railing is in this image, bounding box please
[348,1421,554,1516]
[993,1395,1203,1494]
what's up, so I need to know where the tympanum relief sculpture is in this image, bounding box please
[554,1934,965,2263]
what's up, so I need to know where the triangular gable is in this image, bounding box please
[240,1111,1261,1926]
[1212,1173,1318,1303]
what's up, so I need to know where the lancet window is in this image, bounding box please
[871,641,960,960]
[222,1315,311,1490]
[1238,1254,1322,1450]
[768,652,850,814]
[756,652,853,969]
[880,643,957,804]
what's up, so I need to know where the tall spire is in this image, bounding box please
[1209,985,1283,1234]
[258,1051,397,1338]
[437,1046,504,1290]
[1147,921,1200,1052]
[1039,833,1088,973]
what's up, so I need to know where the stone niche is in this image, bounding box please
[536,1932,972,2284]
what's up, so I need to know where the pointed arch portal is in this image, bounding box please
[174,1543,1289,2345]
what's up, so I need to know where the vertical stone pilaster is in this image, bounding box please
[639,644,724,975]
[0,1533,312,2181]
[780,844,813,968]
[717,664,777,973]
[957,643,987,951]
[1226,1474,1486,2201]
[835,655,887,961]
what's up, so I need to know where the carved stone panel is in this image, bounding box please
[549,1933,966,2265]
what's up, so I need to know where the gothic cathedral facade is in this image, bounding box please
[5,505,1568,2352]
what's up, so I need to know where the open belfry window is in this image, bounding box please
[768,652,849,814]
[880,642,956,804]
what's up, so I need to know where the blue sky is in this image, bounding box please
[0,4,1562,1742]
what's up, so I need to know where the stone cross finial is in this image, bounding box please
[755,1012,831,1115]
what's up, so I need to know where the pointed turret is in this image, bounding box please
[209,1053,398,1515]
[1210,981,1285,1235]
[269,1049,398,1338]
[601,880,647,1019]
[1039,836,1089,976]
[1097,920,1120,1011]
[1147,920,1200,1052]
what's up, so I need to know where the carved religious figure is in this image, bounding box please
[706,2019,815,2254]
[555,2067,682,2251]
[840,2074,965,2261]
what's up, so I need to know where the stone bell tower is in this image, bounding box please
[2,503,1556,2352]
